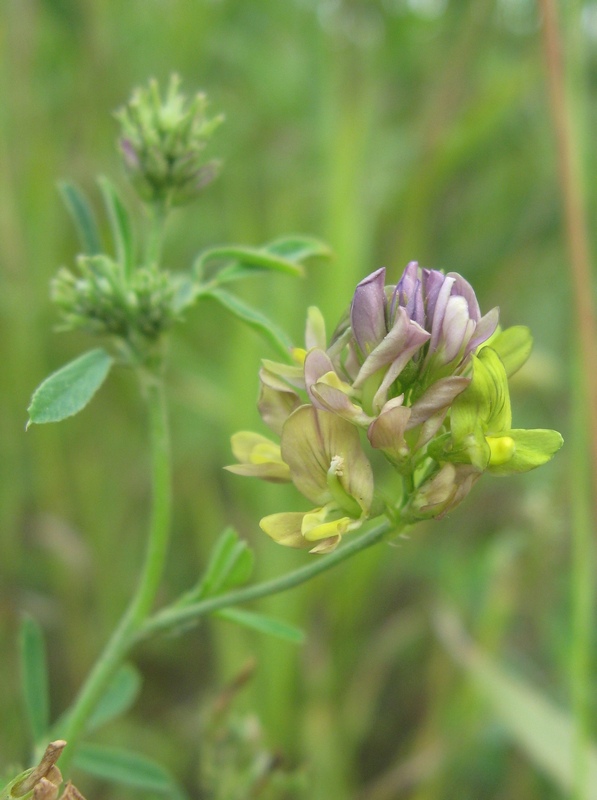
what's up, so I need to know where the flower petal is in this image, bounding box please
[281,405,374,511]
[350,268,387,356]
[487,428,564,476]
[259,512,311,548]
[305,306,327,350]
[227,431,291,482]
[258,368,301,435]
[367,399,411,460]
[354,307,430,390]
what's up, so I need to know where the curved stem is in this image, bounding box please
[136,518,397,643]
[58,377,172,773]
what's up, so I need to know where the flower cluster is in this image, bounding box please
[227,263,563,553]
[51,255,187,355]
[115,74,223,207]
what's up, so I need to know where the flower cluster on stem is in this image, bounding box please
[228,262,563,552]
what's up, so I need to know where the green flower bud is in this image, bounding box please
[115,74,223,207]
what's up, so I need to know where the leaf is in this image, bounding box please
[19,616,49,745]
[206,289,293,360]
[216,607,305,644]
[436,608,597,798]
[98,175,135,276]
[27,349,114,427]
[265,234,332,262]
[58,181,102,255]
[87,663,142,732]
[182,527,254,605]
[194,236,330,285]
[74,744,187,799]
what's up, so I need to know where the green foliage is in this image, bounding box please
[58,181,102,256]
[18,617,49,747]
[215,608,305,645]
[73,744,187,799]
[181,527,254,604]
[85,664,142,733]
[194,236,331,284]
[97,176,136,276]
[204,289,293,361]
[1,2,578,799]
[438,609,597,798]
[27,349,114,426]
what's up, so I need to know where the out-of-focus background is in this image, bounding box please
[0,1,587,798]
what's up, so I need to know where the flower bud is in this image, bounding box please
[115,75,223,207]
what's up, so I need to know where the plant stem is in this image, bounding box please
[145,200,169,267]
[58,376,172,773]
[136,518,396,642]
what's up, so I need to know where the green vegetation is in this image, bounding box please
[0,2,591,798]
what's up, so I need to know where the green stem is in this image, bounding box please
[136,518,396,643]
[145,200,169,267]
[58,376,172,773]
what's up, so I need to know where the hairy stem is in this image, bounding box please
[58,377,171,773]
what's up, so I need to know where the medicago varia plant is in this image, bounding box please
[5,76,562,800]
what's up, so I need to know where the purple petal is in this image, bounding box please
[422,269,447,324]
[427,275,456,355]
[304,348,336,408]
[350,268,387,356]
[465,306,500,358]
[447,272,481,322]
[439,295,474,364]
[354,307,430,390]
[391,261,426,329]
[407,376,470,429]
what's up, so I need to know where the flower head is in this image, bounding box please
[227,262,563,551]
[115,75,223,207]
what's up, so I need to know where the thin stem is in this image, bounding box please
[136,518,397,643]
[145,199,169,267]
[58,377,172,773]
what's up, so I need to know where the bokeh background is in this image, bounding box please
[0,1,589,798]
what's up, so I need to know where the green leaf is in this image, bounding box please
[98,175,136,276]
[87,663,142,732]
[27,349,114,427]
[437,608,597,798]
[194,236,330,285]
[182,527,254,605]
[195,245,304,284]
[19,616,49,745]
[74,744,187,799]
[1,767,36,800]
[58,181,102,255]
[216,607,305,644]
[265,234,332,262]
[206,289,293,360]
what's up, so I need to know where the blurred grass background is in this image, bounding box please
[0,0,589,797]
